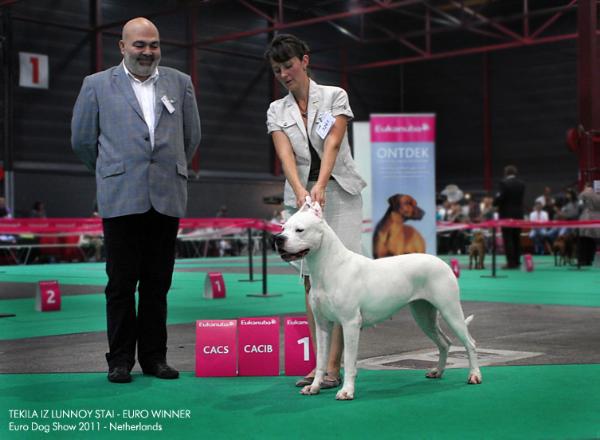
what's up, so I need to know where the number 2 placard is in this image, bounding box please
[35,280,61,312]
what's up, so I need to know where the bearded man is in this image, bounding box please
[71,17,201,383]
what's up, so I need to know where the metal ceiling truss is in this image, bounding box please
[0,0,589,70]
[215,0,583,70]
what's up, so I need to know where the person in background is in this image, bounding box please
[30,201,47,218]
[535,186,556,219]
[480,195,495,221]
[528,201,549,255]
[71,17,201,383]
[578,184,600,265]
[265,34,366,389]
[494,165,526,268]
[553,188,580,240]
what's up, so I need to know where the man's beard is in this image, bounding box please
[124,53,160,78]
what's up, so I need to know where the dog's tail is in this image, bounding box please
[464,315,474,326]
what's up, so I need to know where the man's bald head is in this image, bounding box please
[119,17,161,81]
[121,17,159,41]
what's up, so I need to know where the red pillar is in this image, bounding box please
[576,0,600,188]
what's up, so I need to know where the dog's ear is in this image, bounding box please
[311,201,323,218]
[299,196,313,212]
[388,194,402,210]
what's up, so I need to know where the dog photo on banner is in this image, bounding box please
[369,114,437,257]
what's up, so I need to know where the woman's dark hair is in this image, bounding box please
[264,34,310,63]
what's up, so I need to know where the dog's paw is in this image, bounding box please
[300,385,320,395]
[425,368,443,379]
[467,371,482,384]
[335,388,354,400]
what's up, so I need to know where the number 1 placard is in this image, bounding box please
[19,52,49,89]
[284,316,315,376]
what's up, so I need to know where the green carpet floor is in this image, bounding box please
[0,256,599,340]
[1,365,599,439]
[1,257,599,439]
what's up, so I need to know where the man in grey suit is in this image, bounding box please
[71,17,201,383]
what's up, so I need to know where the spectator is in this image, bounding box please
[578,185,600,265]
[480,195,496,221]
[535,186,556,219]
[30,201,47,218]
[554,188,580,238]
[528,201,549,255]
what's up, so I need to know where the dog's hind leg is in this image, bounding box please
[336,314,362,401]
[409,300,451,379]
[437,305,482,385]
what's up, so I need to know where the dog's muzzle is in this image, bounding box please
[273,233,309,262]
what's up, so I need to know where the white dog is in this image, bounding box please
[274,199,482,400]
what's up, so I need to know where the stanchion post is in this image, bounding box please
[239,227,261,283]
[248,227,254,280]
[247,226,281,298]
[482,225,506,278]
[492,227,496,277]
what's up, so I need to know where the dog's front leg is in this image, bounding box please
[336,315,362,400]
[301,318,331,396]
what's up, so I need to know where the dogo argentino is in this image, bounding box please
[274,199,482,400]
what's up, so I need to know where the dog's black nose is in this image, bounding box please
[273,234,286,248]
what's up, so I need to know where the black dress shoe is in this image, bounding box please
[108,366,132,383]
[142,362,179,379]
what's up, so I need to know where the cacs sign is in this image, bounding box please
[195,320,237,377]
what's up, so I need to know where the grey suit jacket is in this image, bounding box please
[266,79,366,207]
[71,64,201,219]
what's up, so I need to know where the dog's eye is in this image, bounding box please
[295,228,304,233]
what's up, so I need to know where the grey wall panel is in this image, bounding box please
[490,40,578,203]
[14,170,284,219]
[402,55,485,192]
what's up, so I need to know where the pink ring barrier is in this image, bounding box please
[437,218,600,232]
[0,218,284,236]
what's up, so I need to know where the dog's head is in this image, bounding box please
[273,198,324,262]
[472,231,485,244]
[388,194,425,220]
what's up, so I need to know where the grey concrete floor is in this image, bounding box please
[2,299,599,374]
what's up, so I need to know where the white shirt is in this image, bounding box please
[529,209,548,235]
[530,208,549,221]
[123,62,159,148]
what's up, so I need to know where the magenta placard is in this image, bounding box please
[36,280,61,312]
[237,317,280,376]
[370,114,435,143]
[195,320,237,377]
[204,272,226,299]
[450,258,460,278]
[523,254,534,272]
[284,316,315,376]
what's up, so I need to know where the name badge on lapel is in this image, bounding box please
[161,95,175,114]
[316,112,335,139]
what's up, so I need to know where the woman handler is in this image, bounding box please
[265,34,366,388]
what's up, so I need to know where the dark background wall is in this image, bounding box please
[0,1,581,218]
